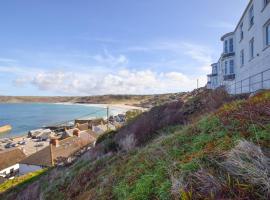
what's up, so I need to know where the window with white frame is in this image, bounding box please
[224,40,228,53]
[249,38,254,59]
[229,60,234,74]
[229,38,234,52]
[225,61,228,74]
[240,49,244,66]
[213,77,218,86]
[264,0,270,8]
[265,21,270,46]
[212,65,217,74]
[249,5,254,28]
[240,23,244,40]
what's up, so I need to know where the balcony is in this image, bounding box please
[222,52,235,59]
[224,74,235,81]
[210,73,218,77]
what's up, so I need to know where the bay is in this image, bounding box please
[0,103,110,138]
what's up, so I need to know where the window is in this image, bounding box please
[225,61,228,74]
[265,22,270,46]
[213,77,218,86]
[249,5,254,28]
[212,65,217,74]
[264,0,270,8]
[229,38,234,52]
[224,40,228,53]
[229,60,234,74]
[249,38,254,59]
[240,23,244,40]
[240,50,245,66]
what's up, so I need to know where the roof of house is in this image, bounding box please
[0,148,26,171]
[21,130,96,167]
[20,145,53,167]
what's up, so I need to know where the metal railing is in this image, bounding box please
[225,68,270,94]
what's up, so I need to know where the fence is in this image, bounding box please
[226,68,270,94]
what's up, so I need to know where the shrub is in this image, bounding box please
[126,109,143,124]
[96,130,117,145]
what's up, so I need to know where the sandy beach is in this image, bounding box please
[55,102,146,112]
[0,103,147,156]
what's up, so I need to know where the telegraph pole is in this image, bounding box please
[197,79,199,89]
[107,106,109,131]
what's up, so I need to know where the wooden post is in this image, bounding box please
[261,72,264,89]
[241,80,243,93]
[107,106,109,131]
[249,77,251,93]
[235,81,237,95]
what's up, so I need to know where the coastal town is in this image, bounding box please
[0,0,269,199]
[0,107,142,183]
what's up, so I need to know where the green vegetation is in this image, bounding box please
[2,90,270,199]
[0,169,48,194]
[125,109,143,124]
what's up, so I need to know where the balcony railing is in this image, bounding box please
[224,74,235,81]
[222,52,235,59]
[208,73,218,77]
[225,68,270,94]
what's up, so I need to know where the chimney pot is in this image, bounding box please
[50,138,59,147]
[73,129,80,137]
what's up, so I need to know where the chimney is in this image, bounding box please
[50,138,59,147]
[73,128,80,137]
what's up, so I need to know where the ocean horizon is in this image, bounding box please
[0,103,124,138]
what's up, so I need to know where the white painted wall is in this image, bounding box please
[234,0,270,93]
[19,164,42,175]
[0,164,19,178]
[208,0,270,94]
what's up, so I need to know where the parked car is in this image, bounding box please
[4,143,13,148]
[11,143,18,147]
[18,141,26,145]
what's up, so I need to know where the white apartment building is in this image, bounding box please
[207,0,270,94]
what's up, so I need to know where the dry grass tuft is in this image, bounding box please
[223,140,270,195]
[191,169,222,196]
[119,134,137,151]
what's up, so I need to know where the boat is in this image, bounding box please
[0,125,12,134]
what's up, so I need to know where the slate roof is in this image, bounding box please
[21,130,96,167]
[0,148,26,171]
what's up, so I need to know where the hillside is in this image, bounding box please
[1,88,270,200]
[0,93,186,108]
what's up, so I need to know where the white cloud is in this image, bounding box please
[1,40,212,95]
[92,50,128,67]
[0,58,17,64]
[12,68,204,95]
[124,40,213,73]
[0,66,23,73]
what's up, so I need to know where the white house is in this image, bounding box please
[0,148,26,179]
[207,0,270,94]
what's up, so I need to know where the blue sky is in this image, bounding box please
[0,0,249,96]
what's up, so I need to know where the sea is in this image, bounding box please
[0,103,123,138]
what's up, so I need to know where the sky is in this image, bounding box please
[0,0,249,96]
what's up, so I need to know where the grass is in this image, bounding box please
[2,90,270,199]
[0,168,48,194]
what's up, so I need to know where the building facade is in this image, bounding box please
[207,0,270,94]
